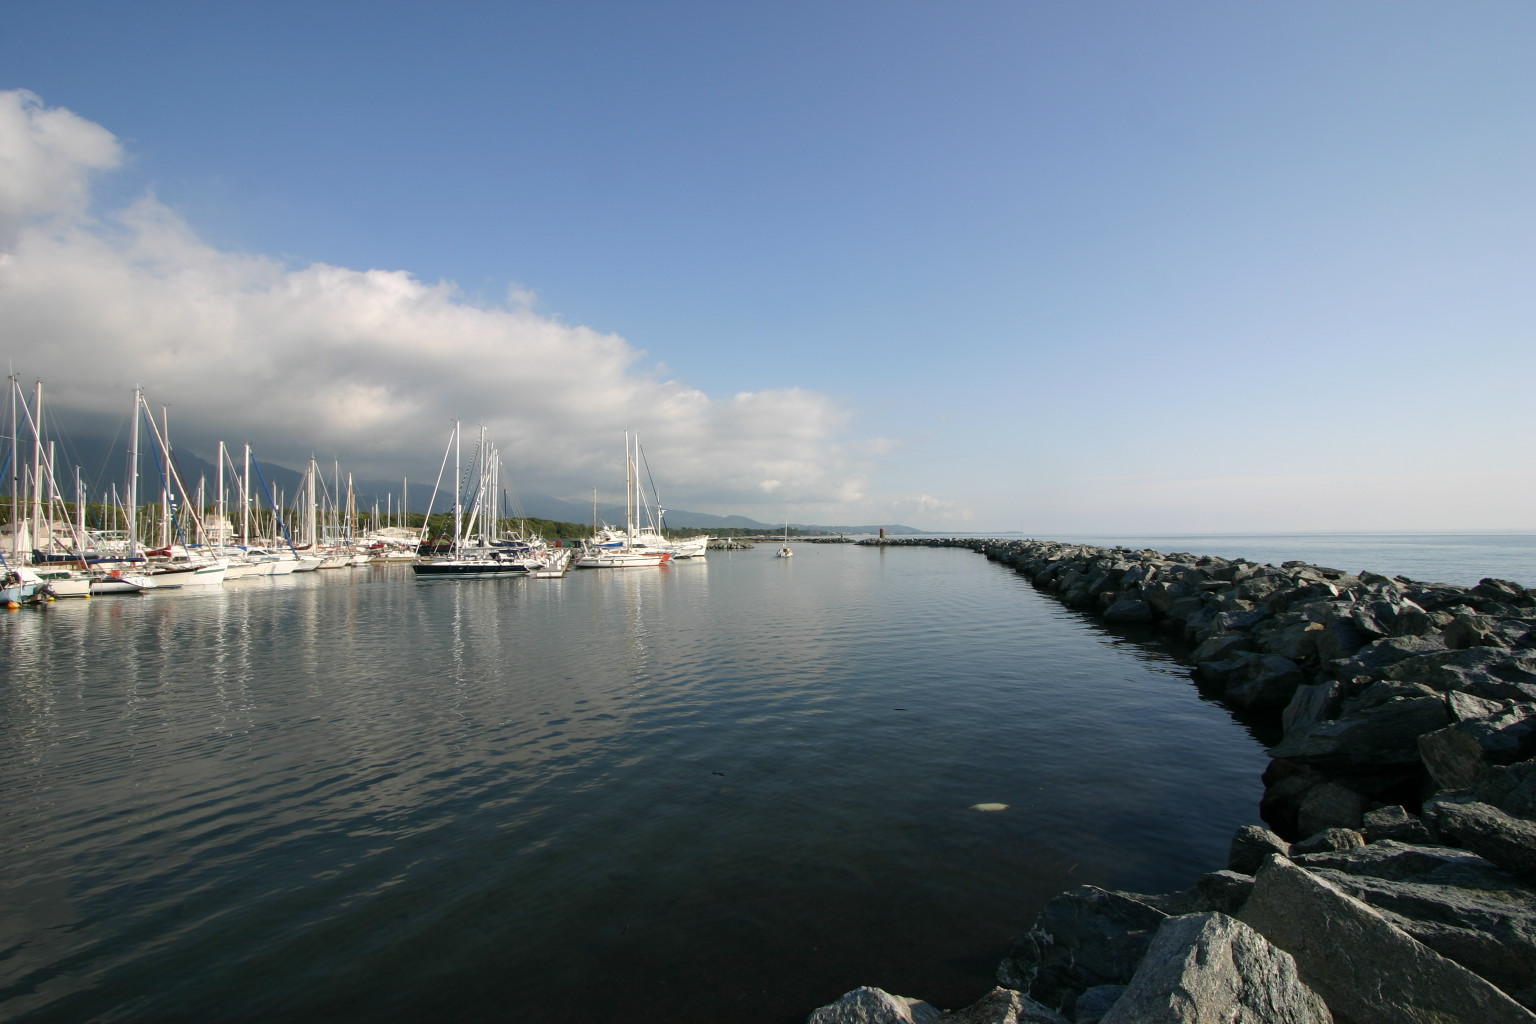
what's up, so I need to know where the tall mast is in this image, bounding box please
[242,443,251,546]
[480,426,491,547]
[217,441,226,548]
[489,446,499,544]
[126,386,141,559]
[31,380,44,561]
[159,403,170,548]
[7,376,17,564]
[625,431,635,543]
[306,458,318,549]
[453,420,462,558]
[195,475,206,547]
[45,441,56,556]
[75,466,85,550]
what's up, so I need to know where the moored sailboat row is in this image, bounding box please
[4,378,719,601]
[572,433,709,569]
[409,422,574,580]
[2,378,421,601]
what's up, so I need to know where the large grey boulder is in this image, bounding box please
[1329,635,1449,680]
[1269,695,1450,768]
[1444,613,1509,650]
[1360,805,1434,844]
[1282,682,1342,738]
[1300,863,1536,1011]
[1296,783,1371,836]
[1072,985,1126,1024]
[1191,633,1256,664]
[1419,703,1536,791]
[1472,759,1536,819]
[943,987,1069,1024]
[1258,762,1412,840]
[1228,824,1291,875]
[1291,839,1504,883]
[1311,614,1370,664]
[1194,607,1271,643]
[1449,690,1515,721]
[1195,870,1256,915]
[1102,596,1156,624]
[1342,678,1440,713]
[1473,578,1535,607]
[1163,592,1213,624]
[1291,827,1366,856]
[1098,912,1332,1024]
[1253,616,1325,666]
[1199,653,1306,711]
[1239,855,1536,1024]
[1425,796,1536,881]
[996,886,1167,1017]
[1142,580,1203,617]
[1376,647,1536,703]
[806,987,941,1024]
[1348,594,1434,639]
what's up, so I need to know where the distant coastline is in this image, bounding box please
[881,532,1536,589]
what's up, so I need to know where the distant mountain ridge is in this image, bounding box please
[47,436,924,535]
[506,491,922,535]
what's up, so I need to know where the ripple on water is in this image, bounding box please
[1,549,1269,1023]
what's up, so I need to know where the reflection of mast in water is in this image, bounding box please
[616,567,662,689]
[606,557,713,698]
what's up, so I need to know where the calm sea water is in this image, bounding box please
[1,537,1453,1023]
[1049,532,1536,588]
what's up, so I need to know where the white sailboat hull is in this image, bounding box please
[37,572,93,598]
[575,548,672,568]
[91,572,158,594]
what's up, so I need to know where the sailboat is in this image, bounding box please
[776,516,793,558]
[0,376,150,597]
[7,378,93,597]
[575,433,672,569]
[630,437,710,559]
[412,423,556,579]
[133,391,227,586]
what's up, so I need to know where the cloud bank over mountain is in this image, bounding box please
[0,90,931,525]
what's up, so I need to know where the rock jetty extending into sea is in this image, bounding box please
[809,537,1536,1024]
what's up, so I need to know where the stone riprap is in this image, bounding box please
[806,538,1536,1024]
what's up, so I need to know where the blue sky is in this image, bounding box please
[2,1,1532,531]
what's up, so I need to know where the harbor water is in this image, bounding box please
[1049,532,1536,589]
[5,536,1523,1023]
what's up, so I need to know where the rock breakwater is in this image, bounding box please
[810,537,1536,1024]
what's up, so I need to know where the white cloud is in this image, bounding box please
[892,493,975,525]
[0,90,919,523]
[0,90,121,249]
